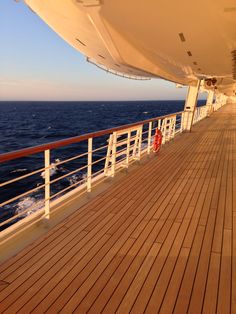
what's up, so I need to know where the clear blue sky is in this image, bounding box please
[0,1,205,101]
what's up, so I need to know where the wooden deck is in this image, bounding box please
[0,103,235,313]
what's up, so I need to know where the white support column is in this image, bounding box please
[182,80,201,132]
[206,90,214,116]
[44,149,50,219]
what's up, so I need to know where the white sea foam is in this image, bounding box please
[16,197,44,217]
[67,173,87,185]
[68,174,80,185]
[40,158,60,179]
[11,169,27,173]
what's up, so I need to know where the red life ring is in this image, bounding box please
[153,129,162,153]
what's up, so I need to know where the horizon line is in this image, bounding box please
[0,99,207,102]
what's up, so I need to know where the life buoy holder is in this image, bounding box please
[153,129,162,153]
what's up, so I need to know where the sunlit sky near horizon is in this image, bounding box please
[0,1,206,101]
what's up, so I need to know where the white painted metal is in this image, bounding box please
[166,119,171,142]
[137,127,143,160]
[213,94,228,111]
[132,131,138,159]
[180,112,184,133]
[192,105,208,125]
[132,127,142,160]
[206,90,214,116]
[170,116,176,139]
[87,138,93,192]
[104,134,113,176]
[44,149,50,219]
[182,80,201,131]
[111,131,117,177]
[167,117,175,141]
[161,118,167,144]
[147,122,152,154]
[126,131,131,166]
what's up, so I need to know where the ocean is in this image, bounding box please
[0,100,205,229]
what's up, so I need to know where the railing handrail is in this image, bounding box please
[0,111,183,163]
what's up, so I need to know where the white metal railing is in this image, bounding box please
[0,112,183,233]
[192,105,208,124]
[213,101,223,112]
[0,102,223,237]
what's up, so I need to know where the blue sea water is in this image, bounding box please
[0,100,205,228]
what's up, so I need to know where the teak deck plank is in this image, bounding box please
[0,103,235,313]
[202,252,221,314]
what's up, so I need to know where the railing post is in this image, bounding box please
[111,131,117,177]
[147,122,152,154]
[44,149,50,219]
[197,108,199,122]
[138,127,143,160]
[206,90,214,116]
[195,108,198,123]
[214,94,226,111]
[219,94,227,108]
[132,130,138,159]
[87,137,92,192]
[165,119,170,142]
[162,118,167,144]
[180,113,184,133]
[204,106,207,118]
[172,116,176,139]
[104,135,112,176]
[126,130,131,166]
